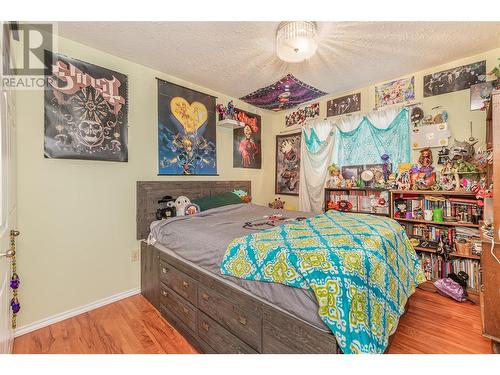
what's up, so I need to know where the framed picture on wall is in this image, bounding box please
[275,132,301,195]
[470,80,496,111]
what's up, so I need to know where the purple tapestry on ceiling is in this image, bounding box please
[240,74,327,111]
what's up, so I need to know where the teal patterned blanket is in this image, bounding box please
[220,210,426,354]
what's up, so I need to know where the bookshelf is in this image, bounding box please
[390,189,483,303]
[324,188,390,216]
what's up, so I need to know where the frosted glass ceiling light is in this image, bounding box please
[276,21,318,63]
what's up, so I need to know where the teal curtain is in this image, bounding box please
[335,108,410,167]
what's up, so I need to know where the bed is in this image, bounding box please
[138,180,418,354]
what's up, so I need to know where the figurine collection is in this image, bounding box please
[328,136,492,197]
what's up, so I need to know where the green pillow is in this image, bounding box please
[192,192,243,211]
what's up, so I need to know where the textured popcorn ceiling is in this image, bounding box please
[57,22,500,100]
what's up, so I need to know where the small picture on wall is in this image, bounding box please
[423,60,486,97]
[285,102,320,127]
[275,132,301,195]
[375,77,415,108]
[327,93,361,117]
[233,108,262,169]
[470,80,496,111]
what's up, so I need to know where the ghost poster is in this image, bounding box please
[44,52,128,161]
[275,132,301,195]
[233,108,261,169]
[157,79,217,175]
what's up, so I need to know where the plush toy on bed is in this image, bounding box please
[175,196,191,216]
[184,203,201,216]
[268,197,285,209]
[233,189,252,203]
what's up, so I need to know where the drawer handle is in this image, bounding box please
[182,307,189,316]
[182,281,189,289]
[162,290,168,297]
[238,316,247,326]
[161,267,167,274]
[201,322,209,332]
[201,292,210,302]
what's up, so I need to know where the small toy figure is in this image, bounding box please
[412,148,436,190]
[394,200,407,218]
[410,107,424,127]
[423,258,432,280]
[449,139,478,161]
[227,100,236,120]
[381,153,391,182]
[437,146,450,165]
[327,163,343,188]
[216,104,227,120]
[268,197,285,209]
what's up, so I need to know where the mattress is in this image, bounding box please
[148,203,330,332]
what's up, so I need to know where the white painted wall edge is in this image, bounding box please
[14,288,140,338]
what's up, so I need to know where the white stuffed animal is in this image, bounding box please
[174,196,191,216]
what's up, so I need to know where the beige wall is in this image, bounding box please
[273,47,500,210]
[14,34,499,328]
[15,36,278,327]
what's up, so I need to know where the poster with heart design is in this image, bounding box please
[157,79,217,175]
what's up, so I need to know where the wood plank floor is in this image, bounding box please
[13,289,492,354]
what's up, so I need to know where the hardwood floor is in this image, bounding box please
[388,289,492,354]
[13,289,492,354]
[13,294,198,354]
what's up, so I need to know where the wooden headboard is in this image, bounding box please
[136,180,252,240]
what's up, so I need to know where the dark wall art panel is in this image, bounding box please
[44,51,128,161]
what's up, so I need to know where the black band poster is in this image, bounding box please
[44,51,128,162]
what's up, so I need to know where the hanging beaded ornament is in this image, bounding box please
[9,230,20,328]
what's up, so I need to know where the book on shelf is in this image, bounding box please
[394,194,483,225]
[417,252,481,292]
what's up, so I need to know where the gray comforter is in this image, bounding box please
[149,203,329,331]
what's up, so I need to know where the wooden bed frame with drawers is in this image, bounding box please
[137,180,405,354]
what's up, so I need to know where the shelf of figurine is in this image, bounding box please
[393,139,494,195]
[216,100,246,128]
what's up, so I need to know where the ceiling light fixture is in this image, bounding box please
[276,21,318,63]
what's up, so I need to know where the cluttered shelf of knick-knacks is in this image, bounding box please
[324,187,390,216]
[413,246,481,260]
[390,189,478,197]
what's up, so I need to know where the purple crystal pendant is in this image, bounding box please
[10,272,20,289]
[10,297,20,314]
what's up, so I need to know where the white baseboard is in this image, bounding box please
[14,287,141,338]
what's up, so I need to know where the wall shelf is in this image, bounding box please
[217,119,245,129]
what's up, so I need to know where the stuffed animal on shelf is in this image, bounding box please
[175,196,191,216]
[268,197,285,210]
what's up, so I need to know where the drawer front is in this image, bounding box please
[197,312,257,354]
[160,284,197,332]
[159,261,197,304]
[198,285,261,351]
